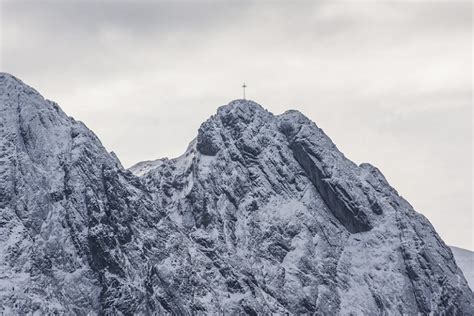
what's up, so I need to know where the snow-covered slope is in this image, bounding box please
[0,73,472,314]
[451,246,474,290]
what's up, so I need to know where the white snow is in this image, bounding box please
[129,159,165,176]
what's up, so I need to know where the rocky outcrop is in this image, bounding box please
[278,112,373,233]
[0,74,472,314]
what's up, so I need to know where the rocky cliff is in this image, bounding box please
[0,73,472,314]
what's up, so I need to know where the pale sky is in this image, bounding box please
[0,0,472,250]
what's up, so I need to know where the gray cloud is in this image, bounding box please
[0,0,472,249]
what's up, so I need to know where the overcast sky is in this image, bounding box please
[0,0,472,250]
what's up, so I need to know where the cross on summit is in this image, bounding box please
[242,83,247,100]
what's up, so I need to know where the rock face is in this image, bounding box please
[0,73,472,314]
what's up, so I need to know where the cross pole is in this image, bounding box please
[242,83,247,100]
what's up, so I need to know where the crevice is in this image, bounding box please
[287,139,372,233]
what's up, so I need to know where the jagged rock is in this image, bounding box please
[0,74,472,314]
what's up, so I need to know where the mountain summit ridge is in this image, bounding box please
[0,73,472,314]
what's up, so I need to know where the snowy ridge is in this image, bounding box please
[0,73,472,314]
[129,158,165,177]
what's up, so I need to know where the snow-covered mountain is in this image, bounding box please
[0,73,472,314]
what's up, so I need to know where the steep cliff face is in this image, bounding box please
[0,73,472,314]
[135,100,472,314]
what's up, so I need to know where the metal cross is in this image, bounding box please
[242,83,247,99]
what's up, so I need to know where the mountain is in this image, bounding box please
[0,73,472,314]
[450,246,474,290]
[0,73,183,314]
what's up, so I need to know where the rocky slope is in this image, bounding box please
[0,73,472,314]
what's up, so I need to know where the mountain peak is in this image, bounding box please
[0,72,41,100]
[196,99,272,156]
[0,72,20,84]
[216,99,271,121]
[221,98,266,110]
[1,75,472,314]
